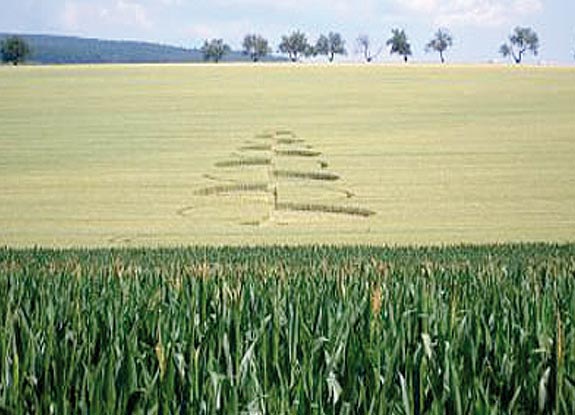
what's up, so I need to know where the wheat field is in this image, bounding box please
[1,64,574,246]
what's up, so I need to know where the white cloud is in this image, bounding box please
[62,1,84,30]
[117,0,152,27]
[211,0,377,18]
[156,0,183,5]
[401,0,439,13]
[186,23,223,40]
[436,0,508,26]
[396,0,542,27]
[185,19,282,47]
[62,0,152,32]
[512,0,542,14]
[183,0,379,45]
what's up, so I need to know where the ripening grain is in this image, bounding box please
[1,64,574,246]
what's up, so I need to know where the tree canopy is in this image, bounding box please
[426,29,453,63]
[242,34,270,62]
[278,31,312,62]
[200,39,231,63]
[499,27,539,64]
[1,36,31,65]
[315,32,346,62]
[387,29,412,62]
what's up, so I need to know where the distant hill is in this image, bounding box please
[0,34,285,64]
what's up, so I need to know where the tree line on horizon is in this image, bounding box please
[201,27,542,64]
[0,27,560,66]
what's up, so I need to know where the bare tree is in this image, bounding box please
[356,35,382,63]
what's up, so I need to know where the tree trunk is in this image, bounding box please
[329,53,334,62]
[364,49,370,63]
[517,49,525,64]
[440,51,445,64]
[512,49,522,64]
[404,55,408,63]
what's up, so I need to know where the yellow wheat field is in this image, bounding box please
[1,63,574,246]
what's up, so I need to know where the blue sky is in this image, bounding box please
[1,0,574,63]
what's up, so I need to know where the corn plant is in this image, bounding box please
[0,244,574,414]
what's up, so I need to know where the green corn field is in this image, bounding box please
[1,244,574,414]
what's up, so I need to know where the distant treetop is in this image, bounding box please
[1,36,31,65]
[242,34,271,62]
[315,32,346,62]
[426,29,453,63]
[387,29,412,62]
[355,35,382,63]
[499,27,539,64]
[278,31,313,62]
[200,39,231,63]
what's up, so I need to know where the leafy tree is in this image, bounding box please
[1,36,31,65]
[200,39,231,63]
[315,32,346,62]
[387,29,412,62]
[355,35,382,63]
[242,34,271,62]
[425,29,453,63]
[278,31,312,62]
[499,27,539,64]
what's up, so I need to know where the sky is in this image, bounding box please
[1,0,574,63]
